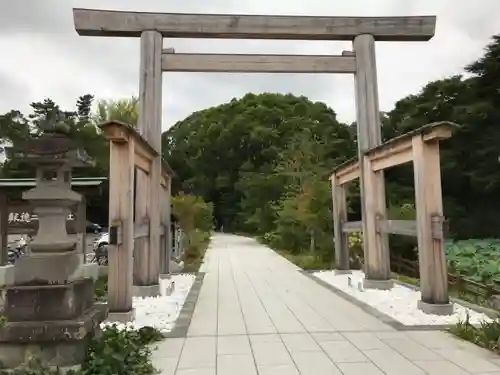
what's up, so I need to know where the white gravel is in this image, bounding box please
[313,270,492,326]
[102,273,196,333]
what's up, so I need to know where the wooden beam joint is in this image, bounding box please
[331,122,458,186]
[99,120,175,179]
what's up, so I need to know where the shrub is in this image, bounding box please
[80,325,161,375]
[445,239,500,284]
[278,251,332,270]
[172,193,214,272]
[348,231,363,269]
[93,276,108,301]
[0,325,164,375]
[450,313,500,352]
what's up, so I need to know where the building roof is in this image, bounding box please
[0,177,107,187]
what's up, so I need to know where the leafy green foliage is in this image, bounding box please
[0,95,109,179]
[93,276,108,301]
[0,325,163,375]
[92,97,139,127]
[277,250,333,270]
[382,34,500,239]
[445,239,500,284]
[79,325,160,375]
[172,194,213,272]
[164,93,354,262]
[450,312,500,353]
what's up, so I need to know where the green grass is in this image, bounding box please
[276,250,333,270]
[450,312,500,354]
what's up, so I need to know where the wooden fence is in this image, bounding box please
[391,254,500,304]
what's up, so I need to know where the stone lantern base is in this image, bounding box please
[0,278,108,369]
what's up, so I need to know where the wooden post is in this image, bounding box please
[133,168,150,285]
[331,176,350,272]
[137,30,163,288]
[159,177,171,275]
[0,191,8,266]
[165,176,172,273]
[412,135,452,314]
[353,34,392,289]
[108,140,135,317]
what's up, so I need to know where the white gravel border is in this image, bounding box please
[313,270,492,326]
[102,273,196,333]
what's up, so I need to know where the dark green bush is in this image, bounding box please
[0,325,163,375]
[450,312,500,353]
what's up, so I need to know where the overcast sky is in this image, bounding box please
[0,0,499,131]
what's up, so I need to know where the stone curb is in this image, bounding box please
[394,279,500,319]
[164,272,206,338]
[301,270,458,331]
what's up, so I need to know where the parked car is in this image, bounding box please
[86,221,102,234]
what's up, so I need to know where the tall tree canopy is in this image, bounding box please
[163,93,355,236]
[382,34,500,238]
[0,95,109,178]
[162,33,500,257]
[93,97,139,127]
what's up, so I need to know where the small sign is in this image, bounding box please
[7,202,81,235]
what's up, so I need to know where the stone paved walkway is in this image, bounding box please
[153,233,500,374]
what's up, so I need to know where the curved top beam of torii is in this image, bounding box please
[73,8,436,42]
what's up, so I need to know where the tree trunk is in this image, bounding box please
[309,228,315,254]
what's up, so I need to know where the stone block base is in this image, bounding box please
[0,303,108,369]
[133,284,160,297]
[3,278,94,322]
[14,251,81,284]
[363,278,394,290]
[107,309,136,323]
[334,269,352,275]
[418,299,454,316]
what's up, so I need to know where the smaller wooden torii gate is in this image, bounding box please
[331,122,456,315]
[100,121,172,320]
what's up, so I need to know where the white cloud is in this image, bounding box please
[0,0,499,130]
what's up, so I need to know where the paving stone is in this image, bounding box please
[336,362,386,375]
[217,335,251,355]
[290,351,342,375]
[150,234,500,374]
[257,365,300,375]
[217,354,256,375]
[280,333,322,352]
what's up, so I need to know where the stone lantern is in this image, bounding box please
[0,113,108,369]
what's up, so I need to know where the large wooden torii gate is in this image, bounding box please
[73,9,449,314]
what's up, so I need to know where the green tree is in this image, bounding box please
[93,97,139,126]
[163,93,355,234]
[0,95,109,178]
[382,34,500,238]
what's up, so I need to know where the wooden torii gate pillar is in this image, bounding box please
[73,9,436,294]
[99,121,173,320]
